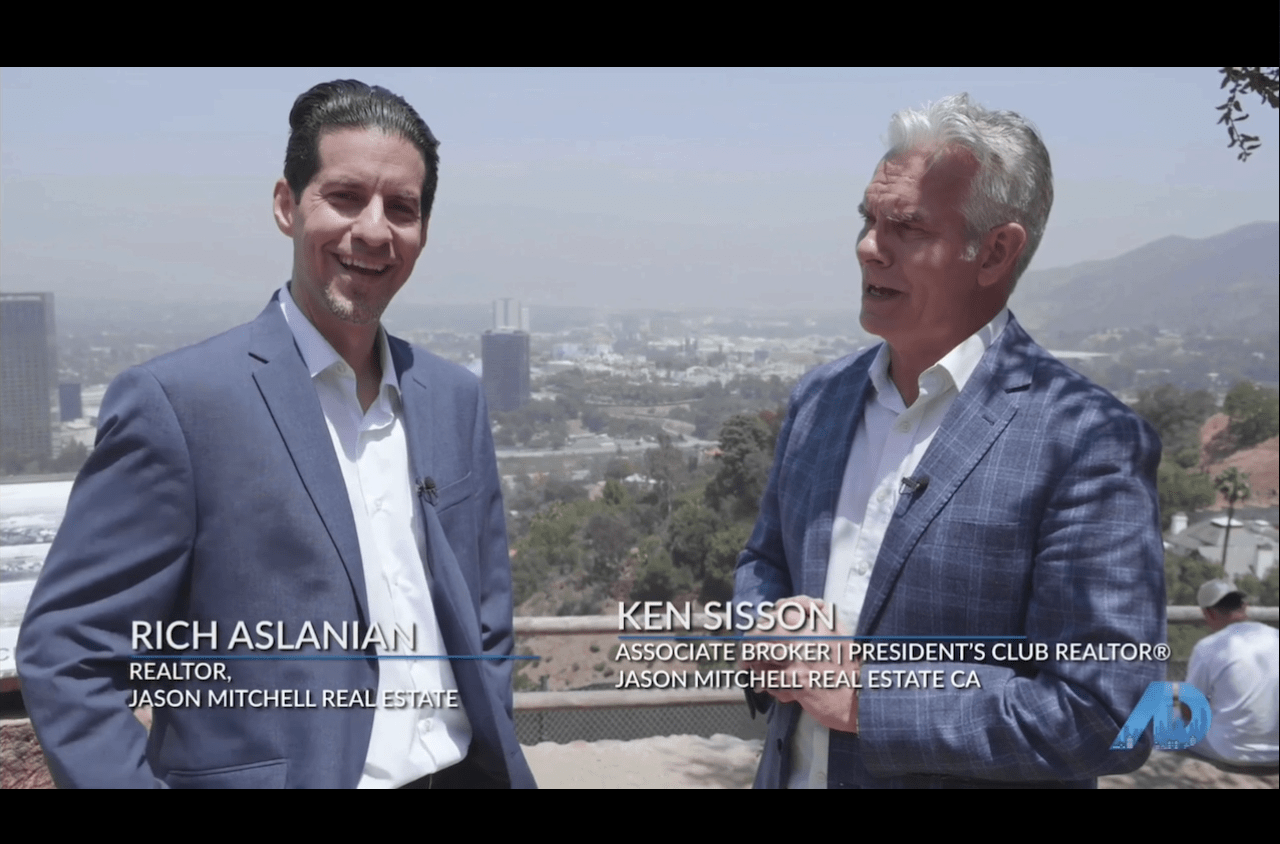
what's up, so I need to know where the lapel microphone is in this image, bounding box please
[899,474,930,496]
[895,474,930,519]
[416,476,438,505]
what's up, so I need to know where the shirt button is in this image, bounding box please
[418,718,433,736]
[876,489,887,502]
[896,420,911,433]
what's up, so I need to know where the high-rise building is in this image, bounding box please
[59,383,83,422]
[1,293,56,468]
[481,299,530,413]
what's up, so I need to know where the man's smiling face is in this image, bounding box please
[274,127,428,341]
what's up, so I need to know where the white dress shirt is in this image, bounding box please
[789,309,1009,788]
[279,284,472,788]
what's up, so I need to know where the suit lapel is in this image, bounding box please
[390,340,481,655]
[856,318,1033,636]
[389,338,436,571]
[390,340,495,741]
[247,298,369,622]
[799,353,874,597]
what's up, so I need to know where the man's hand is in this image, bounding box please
[741,596,860,734]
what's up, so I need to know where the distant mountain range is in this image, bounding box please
[45,221,1279,339]
[1013,222,1278,335]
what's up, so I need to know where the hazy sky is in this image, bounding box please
[3,67,1277,313]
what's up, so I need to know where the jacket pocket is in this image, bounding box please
[434,472,474,513]
[166,758,289,788]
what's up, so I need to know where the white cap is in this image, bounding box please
[1197,579,1246,610]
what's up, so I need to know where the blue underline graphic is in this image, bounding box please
[129,654,541,661]
[617,634,1027,641]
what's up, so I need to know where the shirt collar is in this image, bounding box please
[278,283,400,398]
[869,308,1009,408]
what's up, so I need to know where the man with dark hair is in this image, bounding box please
[735,94,1165,787]
[1186,580,1279,767]
[283,80,441,220]
[18,80,535,788]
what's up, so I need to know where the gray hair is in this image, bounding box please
[885,93,1053,288]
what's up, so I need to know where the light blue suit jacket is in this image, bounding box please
[735,315,1166,787]
[17,294,535,788]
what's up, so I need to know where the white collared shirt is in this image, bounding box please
[790,309,1009,788]
[279,284,471,788]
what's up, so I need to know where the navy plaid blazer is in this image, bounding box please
[735,314,1166,788]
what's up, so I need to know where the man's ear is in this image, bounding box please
[976,222,1027,289]
[273,178,296,237]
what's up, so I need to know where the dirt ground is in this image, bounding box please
[522,735,1279,788]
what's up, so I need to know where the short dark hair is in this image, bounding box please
[1211,592,1246,614]
[284,80,440,219]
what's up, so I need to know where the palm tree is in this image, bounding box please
[1213,467,1252,569]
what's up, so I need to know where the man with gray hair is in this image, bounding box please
[736,94,1165,787]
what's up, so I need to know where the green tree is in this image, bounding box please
[1214,468,1252,568]
[1216,67,1279,162]
[541,473,588,506]
[667,499,724,580]
[1131,384,1217,468]
[517,503,584,579]
[1236,567,1280,606]
[1165,550,1224,607]
[581,407,611,433]
[630,537,692,602]
[1222,381,1279,448]
[645,434,689,519]
[601,478,630,507]
[583,509,635,580]
[705,413,775,520]
[604,457,634,482]
[1156,461,1217,529]
[700,521,751,603]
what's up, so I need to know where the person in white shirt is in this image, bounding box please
[1186,580,1279,767]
